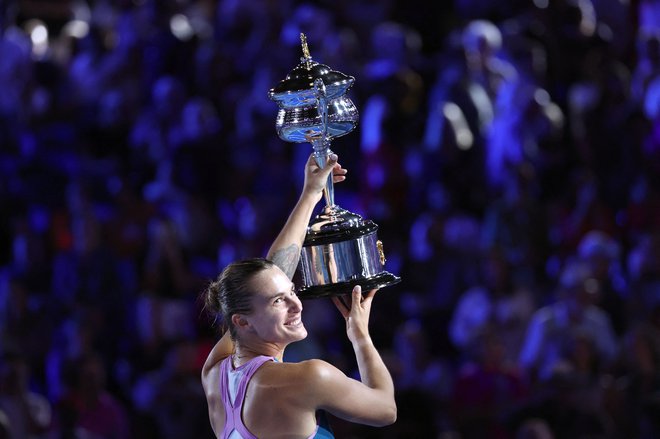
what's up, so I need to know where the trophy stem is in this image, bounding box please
[310,76,335,208]
[312,141,335,208]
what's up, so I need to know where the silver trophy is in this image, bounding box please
[269,33,401,298]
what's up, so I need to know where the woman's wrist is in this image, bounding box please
[351,334,373,349]
[299,188,323,205]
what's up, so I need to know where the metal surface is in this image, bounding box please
[298,272,401,299]
[305,205,375,244]
[298,231,401,298]
[274,96,358,143]
[268,34,355,108]
[269,65,354,108]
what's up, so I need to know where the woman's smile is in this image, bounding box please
[284,317,303,327]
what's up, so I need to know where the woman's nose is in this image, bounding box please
[289,295,302,312]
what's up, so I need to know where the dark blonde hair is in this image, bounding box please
[205,258,274,339]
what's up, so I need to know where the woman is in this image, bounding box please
[201,154,397,438]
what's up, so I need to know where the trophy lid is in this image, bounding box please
[269,33,355,108]
[304,205,378,246]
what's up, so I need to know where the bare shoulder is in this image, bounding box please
[251,359,342,386]
[274,359,346,389]
[202,354,225,379]
[298,359,343,379]
[201,360,220,393]
[251,359,346,412]
[201,352,230,396]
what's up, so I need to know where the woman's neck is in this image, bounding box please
[233,341,285,366]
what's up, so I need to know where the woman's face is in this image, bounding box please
[244,266,307,344]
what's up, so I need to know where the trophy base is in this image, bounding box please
[297,271,401,299]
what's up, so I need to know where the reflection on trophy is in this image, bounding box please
[268,33,401,299]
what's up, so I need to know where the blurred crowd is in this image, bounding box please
[1,0,660,438]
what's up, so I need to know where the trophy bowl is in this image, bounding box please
[275,95,358,143]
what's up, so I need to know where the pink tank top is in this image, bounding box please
[219,355,321,439]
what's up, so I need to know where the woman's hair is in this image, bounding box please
[205,258,275,339]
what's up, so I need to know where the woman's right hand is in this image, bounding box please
[301,153,347,204]
[332,286,378,344]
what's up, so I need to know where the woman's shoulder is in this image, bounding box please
[259,358,342,386]
[254,359,346,410]
[201,353,229,379]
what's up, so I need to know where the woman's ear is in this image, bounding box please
[231,313,250,331]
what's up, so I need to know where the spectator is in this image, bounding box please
[0,350,51,439]
[449,248,536,363]
[392,319,453,406]
[519,260,619,382]
[627,232,660,322]
[452,331,529,439]
[515,418,555,439]
[606,321,660,438]
[51,353,130,439]
[576,230,629,335]
[0,410,9,439]
[132,340,213,439]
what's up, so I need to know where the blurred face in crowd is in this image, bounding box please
[564,277,601,318]
[0,357,28,395]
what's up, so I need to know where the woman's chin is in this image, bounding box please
[293,327,308,341]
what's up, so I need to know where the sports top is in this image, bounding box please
[219,355,334,439]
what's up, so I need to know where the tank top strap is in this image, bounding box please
[219,355,276,439]
[232,355,275,405]
[219,357,236,439]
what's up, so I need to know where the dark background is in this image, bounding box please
[1,0,659,438]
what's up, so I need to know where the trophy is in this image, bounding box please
[268,33,401,299]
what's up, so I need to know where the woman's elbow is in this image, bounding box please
[374,403,397,426]
[385,404,398,425]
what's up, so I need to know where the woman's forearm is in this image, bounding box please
[266,193,317,279]
[352,336,395,397]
